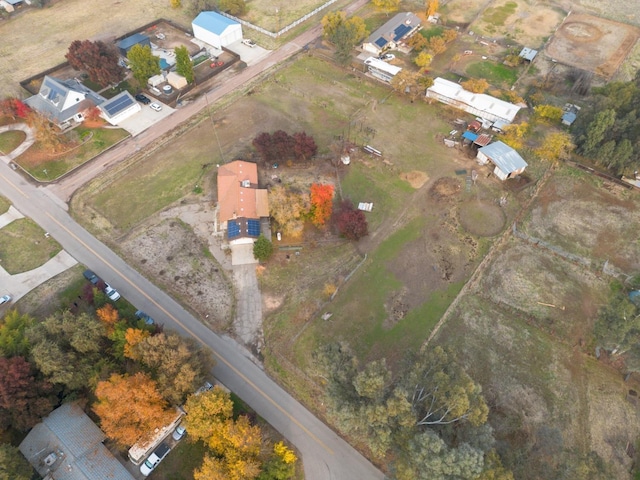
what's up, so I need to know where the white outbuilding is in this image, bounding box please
[192,11,242,49]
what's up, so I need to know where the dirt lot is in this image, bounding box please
[546,13,640,78]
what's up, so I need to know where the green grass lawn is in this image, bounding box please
[0,196,10,215]
[20,127,129,181]
[481,1,517,27]
[466,61,518,87]
[0,130,26,155]
[420,25,445,39]
[152,439,207,480]
[0,218,61,274]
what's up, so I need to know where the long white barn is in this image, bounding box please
[426,77,521,124]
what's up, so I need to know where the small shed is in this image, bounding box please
[118,33,151,57]
[477,141,528,180]
[167,71,188,90]
[148,74,165,88]
[192,11,242,49]
[519,47,538,62]
[98,91,141,126]
[473,133,493,147]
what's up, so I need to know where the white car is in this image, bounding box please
[104,284,121,301]
[140,443,170,476]
[379,53,395,61]
[0,295,11,305]
[242,38,256,48]
[172,424,186,441]
[150,102,162,112]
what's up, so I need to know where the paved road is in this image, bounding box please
[3,2,384,478]
[0,164,384,480]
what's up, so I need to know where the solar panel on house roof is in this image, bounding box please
[43,78,66,103]
[374,37,388,48]
[102,94,134,116]
[227,220,240,239]
[247,219,260,237]
[393,24,412,42]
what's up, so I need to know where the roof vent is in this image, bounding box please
[241,179,250,187]
[44,452,57,467]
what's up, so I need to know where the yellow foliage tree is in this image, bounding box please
[268,185,310,239]
[499,122,529,150]
[427,36,447,55]
[274,441,297,464]
[123,328,150,360]
[94,372,174,447]
[371,0,400,15]
[426,0,439,17]
[461,78,489,93]
[534,104,563,123]
[96,304,119,334]
[170,0,181,7]
[414,50,433,68]
[535,131,575,163]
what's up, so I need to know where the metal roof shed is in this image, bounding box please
[477,141,528,180]
[118,33,151,57]
[519,47,538,62]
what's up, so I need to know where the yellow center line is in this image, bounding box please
[0,172,29,198]
[44,211,334,455]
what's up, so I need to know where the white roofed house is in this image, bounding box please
[477,141,528,181]
[98,91,141,126]
[364,57,402,83]
[426,77,521,125]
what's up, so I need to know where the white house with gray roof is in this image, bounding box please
[362,12,421,56]
[19,403,135,480]
[477,141,528,180]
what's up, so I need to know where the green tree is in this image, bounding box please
[134,332,213,405]
[219,0,247,15]
[403,346,488,427]
[175,46,194,84]
[253,235,274,262]
[257,442,297,480]
[371,0,400,15]
[0,310,33,357]
[127,44,161,86]
[578,108,616,157]
[322,12,367,66]
[0,443,33,480]
[594,283,639,351]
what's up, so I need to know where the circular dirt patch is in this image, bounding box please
[561,22,603,42]
[400,170,429,189]
[458,201,505,237]
[429,177,461,202]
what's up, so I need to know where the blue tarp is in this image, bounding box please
[462,131,478,141]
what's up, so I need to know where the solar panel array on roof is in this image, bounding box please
[102,93,134,116]
[228,220,240,239]
[247,219,260,237]
[43,78,67,103]
[374,37,388,48]
[393,24,412,42]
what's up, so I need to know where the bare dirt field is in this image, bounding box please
[439,0,490,26]
[473,0,566,47]
[118,212,234,332]
[1,0,192,98]
[521,172,640,272]
[244,0,327,32]
[546,13,640,78]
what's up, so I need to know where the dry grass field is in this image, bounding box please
[1,0,193,98]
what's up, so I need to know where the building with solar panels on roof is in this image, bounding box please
[362,12,421,56]
[216,160,269,248]
[98,91,141,125]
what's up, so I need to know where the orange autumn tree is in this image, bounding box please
[123,328,150,360]
[94,372,174,447]
[310,183,334,228]
[96,304,119,334]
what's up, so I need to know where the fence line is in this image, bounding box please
[217,0,339,38]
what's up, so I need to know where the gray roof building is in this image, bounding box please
[519,47,538,62]
[477,141,528,180]
[24,76,105,127]
[362,12,421,55]
[19,403,135,480]
[117,33,151,57]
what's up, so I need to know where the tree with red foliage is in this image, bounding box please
[66,40,124,87]
[272,130,295,159]
[252,132,277,164]
[293,131,318,162]
[0,356,56,430]
[310,183,334,227]
[334,200,368,240]
[0,98,30,119]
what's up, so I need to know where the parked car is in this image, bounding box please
[104,283,121,301]
[83,269,100,285]
[140,443,171,476]
[150,102,162,112]
[172,424,186,441]
[135,93,151,105]
[195,381,213,395]
[0,295,11,305]
[242,38,256,47]
[135,310,155,325]
[379,53,395,61]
